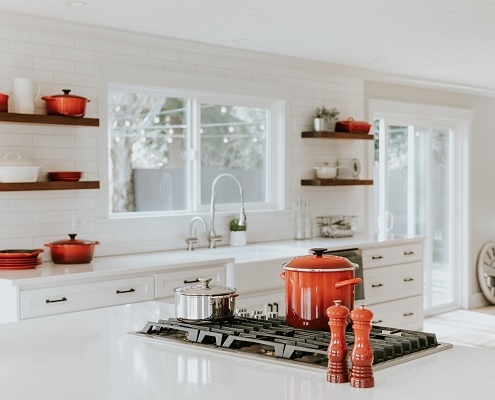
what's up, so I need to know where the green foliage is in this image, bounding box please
[313,106,340,120]
[229,217,247,231]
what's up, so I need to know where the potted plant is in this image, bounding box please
[229,217,247,247]
[312,106,340,131]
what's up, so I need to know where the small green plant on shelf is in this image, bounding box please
[313,106,340,121]
[229,217,247,231]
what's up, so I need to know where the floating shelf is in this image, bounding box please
[301,179,373,187]
[0,113,99,127]
[0,181,100,192]
[301,131,373,140]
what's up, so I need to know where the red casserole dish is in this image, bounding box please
[335,117,371,134]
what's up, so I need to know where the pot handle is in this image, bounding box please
[280,271,285,280]
[335,277,362,288]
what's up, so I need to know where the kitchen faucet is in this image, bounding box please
[207,173,246,249]
[185,216,208,251]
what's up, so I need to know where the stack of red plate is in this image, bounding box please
[0,249,43,270]
[48,171,83,181]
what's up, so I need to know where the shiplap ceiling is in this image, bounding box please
[1,0,495,93]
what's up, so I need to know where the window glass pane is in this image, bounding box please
[200,104,268,205]
[108,91,187,213]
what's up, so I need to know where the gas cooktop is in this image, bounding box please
[128,316,452,372]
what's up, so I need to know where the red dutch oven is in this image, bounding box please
[45,234,99,264]
[42,89,90,117]
[0,89,8,112]
[280,248,362,330]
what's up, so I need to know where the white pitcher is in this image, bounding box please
[12,78,40,114]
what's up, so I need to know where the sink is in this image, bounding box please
[204,244,306,263]
[219,245,307,295]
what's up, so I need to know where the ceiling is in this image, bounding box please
[2,0,495,94]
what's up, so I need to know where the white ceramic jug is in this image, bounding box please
[12,78,40,114]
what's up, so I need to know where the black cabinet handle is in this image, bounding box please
[116,288,136,294]
[371,283,384,288]
[403,277,414,282]
[372,319,383,324]
[46,297,67,304]
[403,312,414,317]
[372,255,384,260]
[404,251,414,256]
[183,279,200,284]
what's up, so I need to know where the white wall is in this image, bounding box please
[0,13,368,257]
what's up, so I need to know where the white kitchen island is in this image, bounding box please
[0,300,492,400]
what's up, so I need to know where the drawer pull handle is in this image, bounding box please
[403,277,414,282]
[184,279,200,284]
[46,297,67,304]
[403,312,414,317]
[371,283,384,288]
[116,288,136,294]
[404,251,414,256]
[372,255,384,260]
[372,319,383,324]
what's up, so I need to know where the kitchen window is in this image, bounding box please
[107,83,285,216]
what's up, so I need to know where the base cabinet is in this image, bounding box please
[362,240,424,330]
[21,276,154,319]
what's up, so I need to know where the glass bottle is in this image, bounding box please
[304,199,312,239]
[293,198,304,239]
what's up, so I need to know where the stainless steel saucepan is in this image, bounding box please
[174,277,238,323]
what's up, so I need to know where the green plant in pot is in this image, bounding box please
[229,217,247,246]
[313,106,340,131]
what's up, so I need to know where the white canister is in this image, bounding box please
[11,78,40,114]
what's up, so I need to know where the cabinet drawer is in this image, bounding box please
[20,275,154,319]
[362,242,422,269]
[155,265,225,299]
[363,262,422,304]
[366,296,423,330]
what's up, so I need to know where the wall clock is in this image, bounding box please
[477,241,495,304]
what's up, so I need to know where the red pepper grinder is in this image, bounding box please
[326,300,350,383]
[349,304,374,388]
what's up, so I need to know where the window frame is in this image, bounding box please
[97,65,289,221]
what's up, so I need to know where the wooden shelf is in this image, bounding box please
[0,113,99,126]
[301,131,373,140]
[0,181,100,192]
[301,179,373,186]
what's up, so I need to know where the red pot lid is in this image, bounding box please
[283,248,357,271]
[47,234,99,246]
[42,89,89,101]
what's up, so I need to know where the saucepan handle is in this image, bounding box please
[335,277,362,288]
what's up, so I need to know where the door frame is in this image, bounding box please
[368,99,472,313]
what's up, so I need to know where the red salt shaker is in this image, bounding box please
[326,300,350,383]
[349,304,374,388]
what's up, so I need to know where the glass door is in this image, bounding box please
[374,119,459,314]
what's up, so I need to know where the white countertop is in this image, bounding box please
[0,300,492,400]
[0,235,423,287]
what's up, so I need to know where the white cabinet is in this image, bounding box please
[361,240,424,330]
[20,276,154,319]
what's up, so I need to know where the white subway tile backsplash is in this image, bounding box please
[34,57,75,73]
[9,40,53,58]
[0,15,371,255]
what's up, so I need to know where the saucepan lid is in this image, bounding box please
[174,277,237,296]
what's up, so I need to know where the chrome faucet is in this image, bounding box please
[207,173,246,249]
[185,216,208,251]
